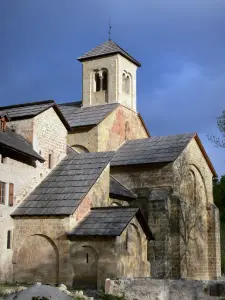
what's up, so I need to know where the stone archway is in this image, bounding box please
[72,245,98,289]
[14,234,59,284]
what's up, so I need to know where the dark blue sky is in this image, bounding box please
[0,0,225,176]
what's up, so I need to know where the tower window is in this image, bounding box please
[102,70,108,91]
[122,71,131,94]
[94,69,108,92]
[95,73,101,92]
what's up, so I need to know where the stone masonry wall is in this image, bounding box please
[81,54,137,111]
[12,216,71,285]
[67,126,98,153]
[173,138,220,280]
[116,216,150,279]
[82,55,118,107]
[97,105,148,151]
[33,107,67,169]
[117,55,137,111]
[105,278,225,300]
[11,162,111,287]
[0,108,67,283]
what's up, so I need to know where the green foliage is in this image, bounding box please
[213,175,225,222]
[214,176,225,273]
[98,291,125,300]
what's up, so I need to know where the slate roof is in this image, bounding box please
[111,133,195,166]
[11,151,114,216]
[0,128,44,162]
[77,40,141,67]
[0,100,71,130]
[58,102,119,128]
[67,207,154,240]
[110,176,136,200]
[0,100,54,119]
[0,111,10,120]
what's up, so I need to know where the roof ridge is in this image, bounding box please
[0,100,55,110]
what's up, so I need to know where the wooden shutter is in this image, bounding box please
[9,183,14,206]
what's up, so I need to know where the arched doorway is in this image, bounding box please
[72,245,98,289]
[14,234,59,284]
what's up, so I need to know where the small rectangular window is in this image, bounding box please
[9,183,14,207]
[7,230,12,249]
[1,156,6,164]
[0,182,5,204]
[48,154,52,169]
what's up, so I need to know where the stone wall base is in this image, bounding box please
[105,278,225,300]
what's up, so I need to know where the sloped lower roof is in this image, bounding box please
[0,128,44,162]
[77,40,141,67]
[0,100,70,130]
[67,207,154,240]
[111,133,195,166]
[110,176,136,200]
[11,151,114,216]
[58,102,119,128]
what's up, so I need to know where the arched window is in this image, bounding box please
[94,69,108,92]
[125,121,130,140]
[122,73,126,93]
[125,76,130,94]
[95,73,101,92]
[102,70,108,91]
[71,145,89,153]
[122,71,131,94]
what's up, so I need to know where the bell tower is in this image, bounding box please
[78,40,141,111]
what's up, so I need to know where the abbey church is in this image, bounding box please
[0,40,221,289]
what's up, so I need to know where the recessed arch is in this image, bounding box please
[110,201,122,207]
[71,244,98,289]
[71,144,89,153]
[13,234,59,284]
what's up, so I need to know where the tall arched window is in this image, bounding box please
[125,121,130,140]
[122,71,131,94]
[94,69,108,92]
[102,70,108,91]
[95,73,101,92]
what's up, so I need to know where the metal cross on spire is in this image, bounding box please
[108,17,112,40]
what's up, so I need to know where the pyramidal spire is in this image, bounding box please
[77,40,141,67]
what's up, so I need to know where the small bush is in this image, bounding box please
[98,291,125,300]
[31,297,50,300]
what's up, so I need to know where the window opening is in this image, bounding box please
[7,230,11,249]
[48,154,52,169]
[95,73,101,92]
[86,253,89,264]
[0,182,5,204]
[102,71,108,91]
[1,156,6,164]
[9,183,14,207]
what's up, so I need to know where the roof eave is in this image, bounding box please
[78,52,141,67]
[0,141,45,163]
[138,113,150,137]
[194,134,217,178]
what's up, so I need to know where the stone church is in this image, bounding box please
[0,40,221,289]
